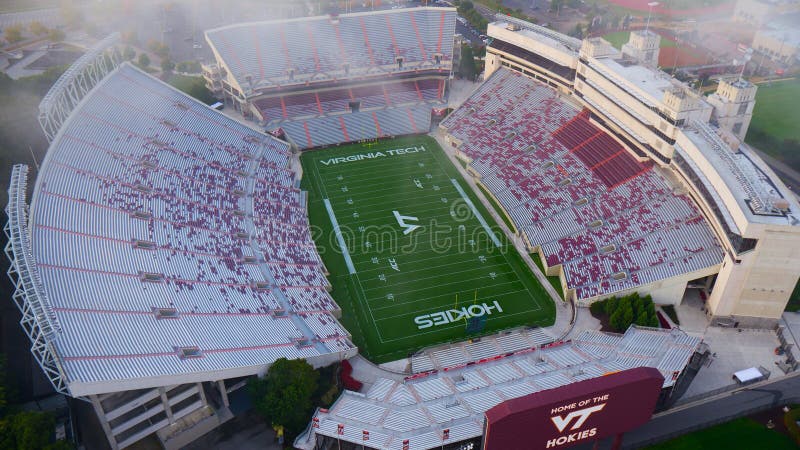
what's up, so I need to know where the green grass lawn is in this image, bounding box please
[747,79,800,144]
[745,78,800,173]
[476,182,516,232]
[646,418,797,450]
[532,255,564,300]
[301,136,555,363]
[167,74,216,105]
[602,31,677,50]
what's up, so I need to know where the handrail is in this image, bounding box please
[38,33,121,142]
[4,164,67,393]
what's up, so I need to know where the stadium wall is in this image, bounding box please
[540,248,719,307]
[672,132,800,326]
[203,42,248,114]
[487,23,578,71]
[486,50,573,94]
[574,62,713,164]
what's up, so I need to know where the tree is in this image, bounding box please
[570,23,585,39]
[0,354,8,417]
[647,308,659,327]
[550,0,563,13]
[146,39,160,53]
[249,358,320,437]
[12,411,55,449]
[609,308,624,332]
[604,297,618,316]
[458,44,477,81]
[4,25,24,44]
[589,299,605,316]
[632,295,644,316]
[29,22,48,36]
[161,58,175,73]
[609,14,621,30]
[137,53,150,68]
[83,21,99,37]
[620,302,634,331]
[123,46,136,61]
[635,308,650,326]
[47,29,65,42]
[155,43,170,59]
[147,39,169,58]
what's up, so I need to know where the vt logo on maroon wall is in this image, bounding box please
[550,403,606,433]
[482,367,665,450]
[545,397,609,448]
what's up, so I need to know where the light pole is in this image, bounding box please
[645,2,659,34]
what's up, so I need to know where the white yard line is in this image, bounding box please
[369,288,530,312]
[361,262,509,291]
[451,178,502,248]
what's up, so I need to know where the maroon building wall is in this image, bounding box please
[483,367,664,450]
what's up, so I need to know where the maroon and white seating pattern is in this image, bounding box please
[206,8,456,89]
[281,106,431,150]
[441,68,723,300]
[28,64,352,381]
[253,79,445,125]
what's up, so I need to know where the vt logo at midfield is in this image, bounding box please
[393,210,421,235]
[551,404,605,432]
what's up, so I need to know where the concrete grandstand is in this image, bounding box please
[6,36,355,449]
[444,13,800,327]
[295,326,703,450]
[202,7,456,148]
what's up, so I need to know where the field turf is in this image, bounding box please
[301,136,556,363]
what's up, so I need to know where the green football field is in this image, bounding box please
[301,136,556,363]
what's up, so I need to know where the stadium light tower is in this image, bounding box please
[645,2,659,34]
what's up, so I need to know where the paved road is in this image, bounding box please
[623,373,800,448]
[456,20,484,46]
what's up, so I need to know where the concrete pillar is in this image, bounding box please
[196,382,208,406]
[159,387,174,423]
[90,394,119,450]
[217,380,230,407]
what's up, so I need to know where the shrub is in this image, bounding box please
[161,58,175,73]
[602,293,660,332]
[589,299,606,316]
[604,297,618,315]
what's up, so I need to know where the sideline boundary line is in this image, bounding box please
[451,178,502,248]
[323,198,356,274]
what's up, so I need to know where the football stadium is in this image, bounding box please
[4,5,800,450]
